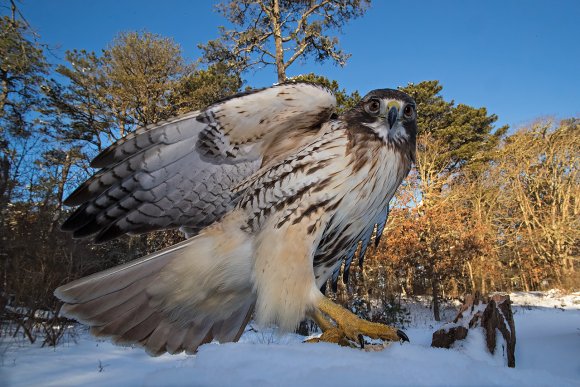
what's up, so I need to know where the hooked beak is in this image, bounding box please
[387,106,398,129]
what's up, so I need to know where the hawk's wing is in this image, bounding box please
[61,83,336,242]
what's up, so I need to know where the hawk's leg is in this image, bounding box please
[307,296,409,347]
[311,309,334,332]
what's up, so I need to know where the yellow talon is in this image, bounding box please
[306,296,409,347]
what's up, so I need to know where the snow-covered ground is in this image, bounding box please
[1,291,579,386]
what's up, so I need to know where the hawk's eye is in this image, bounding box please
[403,104,414,118]
[365,98,381,115]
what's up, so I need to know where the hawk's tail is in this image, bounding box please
[55,215,256,356]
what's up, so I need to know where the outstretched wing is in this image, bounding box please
[61,82,336,243]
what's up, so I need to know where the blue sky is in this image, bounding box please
[15,0,580,130]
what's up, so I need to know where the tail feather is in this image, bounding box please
[165,327,191,354]
[55,218,256,355]
[182,323,213,354]
[145,320,176,355]
[61,277,150,325]
[83,294,147,328]
[213,300,255,342]
[115,311,163,344]
[55,240,191,303]
[92,301,156,338]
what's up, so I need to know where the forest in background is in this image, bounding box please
[0,0,578,346]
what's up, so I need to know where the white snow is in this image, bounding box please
[1,291,579,387]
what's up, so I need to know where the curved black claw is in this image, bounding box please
[397,329,410,343]
[357,334,365,349]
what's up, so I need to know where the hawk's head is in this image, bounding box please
[343,89,417,158]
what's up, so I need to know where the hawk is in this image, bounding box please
[55,82,416,355]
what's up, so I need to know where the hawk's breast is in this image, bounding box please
[312,141,412,287]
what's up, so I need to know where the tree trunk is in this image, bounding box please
[271,0,286,83]
[0,70,9,115]
[432,273,441,321]
[48,151,74,234]
[0,154,10,211]
[467,261,476,293]
[482,295,516,368]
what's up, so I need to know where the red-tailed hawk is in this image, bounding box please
[55,82,416,355]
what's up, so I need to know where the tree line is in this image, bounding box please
[0,0,577,345]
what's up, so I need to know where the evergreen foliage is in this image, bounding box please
[400,80,508,173]
[290,73,360,112]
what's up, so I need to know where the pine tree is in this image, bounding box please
[200,0,370,83]
[0,12,49,208]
